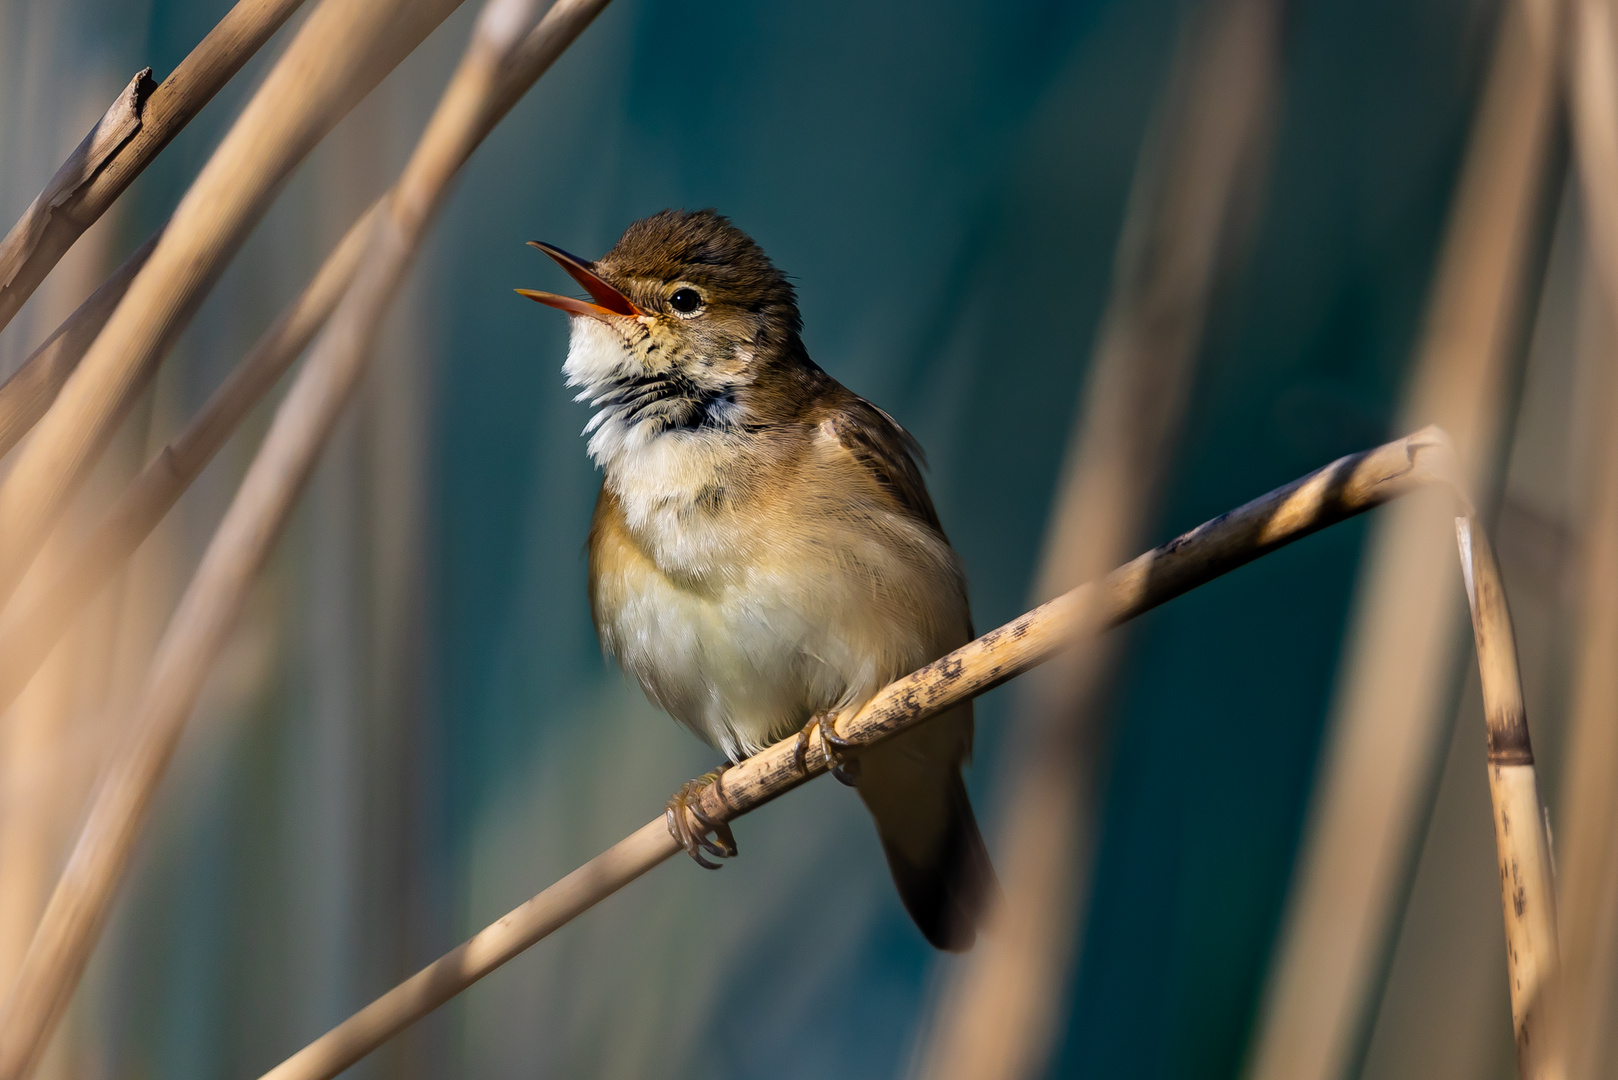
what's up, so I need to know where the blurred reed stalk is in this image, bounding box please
[0,0,465,617]
[0,201,380,718]
[0,1,611,1077]
[257,429,1446,1080]
[1557,1,1618,1071]
[0,409,164,1080]
[1556,282,1618,1080]
[912,0,1283,1076]
[1243,0,1562,1076]
[1453,515,1562,1078]
[0,234,156,459]
[0,0,307,335]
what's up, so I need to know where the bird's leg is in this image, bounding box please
[665,765,739,869]
[792,713,861,786]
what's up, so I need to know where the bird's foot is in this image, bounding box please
[792,712,861,786]
[665,766,738,870]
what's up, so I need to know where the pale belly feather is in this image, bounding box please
[590,430,964,761]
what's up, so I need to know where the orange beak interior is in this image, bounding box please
[516,241,642,319]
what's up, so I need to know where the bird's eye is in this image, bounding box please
[669,287,703,315]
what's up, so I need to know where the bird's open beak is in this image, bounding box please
[516,241,642,320]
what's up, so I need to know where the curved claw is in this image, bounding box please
[793,721,815,774]
[665,773,738,869]
[794,712,862,778]
[666,804,723,869]
[819,714,862,785]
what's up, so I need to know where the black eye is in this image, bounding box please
[669,287,703,314]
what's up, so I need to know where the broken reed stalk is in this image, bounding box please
[0,0,307,335]
[1558,1,1618,1070]
[1244,0,1563,1075]
[256,429,1446,1080]
[0,234,158,459]
[0,0,465,615]
[0,202,379,718]
[0,3,610,1078]
[1454,517,1563,1079]
[916,1,1283,1076]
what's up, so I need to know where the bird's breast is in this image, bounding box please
[588,427,968,760]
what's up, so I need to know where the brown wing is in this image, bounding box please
[823,393,946,537]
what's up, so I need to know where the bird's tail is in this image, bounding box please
[855,704,996,951]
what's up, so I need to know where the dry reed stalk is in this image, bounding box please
[255,429,1446,1080]
[914,1,1283,1077]
[1556,333,1618,1080]
[1557,5,1618,1070]
[1559,433,1618,1075]
[0,202,379,718]
[0,0,466,616]
[0,0,617,711]
[0,234,157,460]
[0,0,307,335]
[0,3,609,1077]
[1453,516,1563,1079]
[0,0,617,712]
[1244,1,1563,1076]
[0,417,164,1075]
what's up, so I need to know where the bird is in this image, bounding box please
[517,208,995,951]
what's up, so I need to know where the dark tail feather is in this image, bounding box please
[877,772,996,951]
[853,709,997,952]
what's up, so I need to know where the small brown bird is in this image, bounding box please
[518,209,994,950]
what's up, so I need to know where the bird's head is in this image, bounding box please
[519,209,805,466]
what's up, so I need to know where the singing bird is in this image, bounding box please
[518,209,994,950]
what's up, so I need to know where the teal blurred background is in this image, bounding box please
[0,0,1554,1077]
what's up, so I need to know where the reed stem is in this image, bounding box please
[1244,0,1563,1074]
[0,234,157,460]
[0,204,377,718]
[256,427,1447,1080]
[1556,1,1618,1069]
[916,1,1283,1074]
[0,3,610,1077]
[1454,517,1563,1079]
[0,0,307,335]
[0,0,464,615]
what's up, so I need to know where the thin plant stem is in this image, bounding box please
[1244,0,1564,1075]
[256,428,1447,1080]
[1558,1,1618,1069]
[0,0,308,335]
[915,1,1284,1076]
[1454,516,1563,1079]
[0,203,378,717]
[0,0,466,615]
[0,3,610,1078]
[0,233,158,460]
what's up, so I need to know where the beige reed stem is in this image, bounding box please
[0,234,157,459]
[0,0,465,615]
[1244,0,1563,1075]
[0,203,377,718]
[254,428,1447,1080]
[0,0,626,712]
[1453,517,1562,1079]
[0,0,618,708]
[1558,1,1618,1071]
[914,2,1283,1076]
[1556,335,1618,1078]
[0,3,610,1078]
[0,0,307,335]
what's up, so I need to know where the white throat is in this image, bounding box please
[562,316,648,470]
